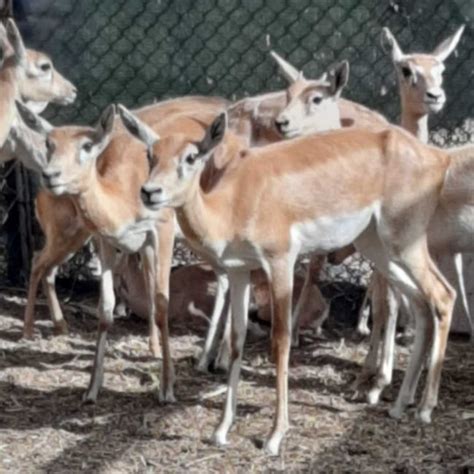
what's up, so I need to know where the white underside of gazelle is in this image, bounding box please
[292,204,378,256]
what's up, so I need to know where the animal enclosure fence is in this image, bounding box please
[0,0,473,290]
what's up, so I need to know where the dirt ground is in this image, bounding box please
[0,289,473,473]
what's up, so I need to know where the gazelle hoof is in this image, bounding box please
[53,321,68,336]
[264,437,282,457]
[356,325,371,337]
[291,335,300,348]
[416,408,432,424]
[149,341,161,358]
[196,356,211,374]
[388,406,403,420]
[367,387,382,406]
[211,430,229,448]
[82,391,97,405]
[22,328,36,340]
[158,388,176,404]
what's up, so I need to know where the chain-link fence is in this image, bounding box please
[1,0,473,289]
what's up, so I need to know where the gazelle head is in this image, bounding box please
[382,26,464,116]
[118,105,226,210]
[16,102,116,195]
[20,49,77,111]
[271,51,349,138]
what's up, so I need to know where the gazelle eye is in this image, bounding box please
[82,142,93,153]
[312,96,323,105]
[185,154,197,165]
[40,62,51,72]
[401,66,412,78]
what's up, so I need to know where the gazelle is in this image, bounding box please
[196,53,394,371]
[125,110,456,455]
[356,25,467,335]
[0,18,77,163]
[0,20,78,338]
[17,100,227,403]
[355,26,469,403]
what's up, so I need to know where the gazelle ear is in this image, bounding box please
[270,50,302,83]
[16,100,53,136]
[92,104,115,154]
[117,104,160,147]
[198,112,227,156]
[381,27,405,62]
[5,19,26,67]
[327,60,349,97]
[432,25,465,62]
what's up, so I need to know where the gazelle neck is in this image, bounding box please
[78,169,140,234]
[176,136,244,248]
[0,69,18,147]
[400,96,429,144]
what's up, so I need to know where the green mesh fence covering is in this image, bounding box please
[1,0,473,284]
[15,0,473,132]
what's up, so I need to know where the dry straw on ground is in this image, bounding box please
[0,290,473,473]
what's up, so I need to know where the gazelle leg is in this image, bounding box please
[212,270,250,447]
[197,272,230,372]
[311,285,330,336]
[356,272,384,388]
[264,256,294,456]
[367,278,399,405]
[42,266,68,335]
[416,260,455,423]
[24,252,49,339]
[83,240,116,403]
[388,253,454,421]
[452,253,473,340]
[153,222,175,403]
[356,276,373,336]
[141,244,160,358]
[214,304,232,372]
[24,247,71,338]
[355,232,452,421]
[292,255,325,347]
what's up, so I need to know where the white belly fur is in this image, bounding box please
[292,204,377,255]
[209,239,264,270]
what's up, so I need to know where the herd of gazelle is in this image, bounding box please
[1,16,471,455]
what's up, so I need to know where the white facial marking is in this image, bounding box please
[178,143,200,179]
[78,140,96,164]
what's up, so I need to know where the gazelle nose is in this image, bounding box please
[275,117,289,133]
[140,185,162,204]
[426,91,442,101]
[42,170,60,181]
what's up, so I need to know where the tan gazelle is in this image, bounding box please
[197,57,359,371]
[125,109,457,455]
[355,26,470,405]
